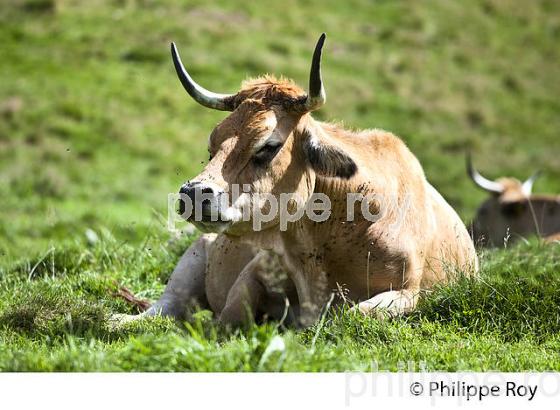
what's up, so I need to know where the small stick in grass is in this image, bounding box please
[113,286,151,312]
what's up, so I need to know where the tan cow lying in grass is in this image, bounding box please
[118,34,478,327]
[467,154,560,247]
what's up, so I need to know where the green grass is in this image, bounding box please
[1,233,559,371]
[1,0,560,371]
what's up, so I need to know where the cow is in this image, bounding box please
[116,34,478,327]
[467,154,560,247]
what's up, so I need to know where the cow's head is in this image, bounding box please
[466,154,541,246]
[174,34,356,235]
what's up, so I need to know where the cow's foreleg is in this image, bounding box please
[144,234,214,319]
[290,269,331,328]
[355,289,420,319]
[112,234,214,324]
[218,251,270,326]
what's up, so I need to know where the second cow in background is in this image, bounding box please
[467,154,560,247]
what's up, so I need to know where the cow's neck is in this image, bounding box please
[281,116,359,246]
[240,116,361,259]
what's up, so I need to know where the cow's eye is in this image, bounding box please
[253,142,282,165]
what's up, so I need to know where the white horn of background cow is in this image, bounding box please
[171,42,235,111]
[466,153,504,194]
[303,33,327,112]
[521,170,541,196]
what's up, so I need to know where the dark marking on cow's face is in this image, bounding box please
[302,130,357,179]
[500,201,526,218]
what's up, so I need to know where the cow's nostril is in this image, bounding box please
[177,182,218,218]
[178,183,198,216]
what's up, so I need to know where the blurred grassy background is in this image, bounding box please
[1,0,560,372]
[1,0,559,260]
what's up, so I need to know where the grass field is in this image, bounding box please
[1,0,560,371]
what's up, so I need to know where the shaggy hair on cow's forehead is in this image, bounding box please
[229,75,307,107]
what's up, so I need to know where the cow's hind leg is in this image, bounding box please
[218,251,296,327]
[355,289,420,319]
[112,234,215,324]
[355,250,424,319]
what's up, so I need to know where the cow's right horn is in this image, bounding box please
[466,153,504,194]
[171,42,236,111]
[302,33,327,112]
[521,170,541,196]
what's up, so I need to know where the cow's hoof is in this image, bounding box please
[108,312,148,329]
[351,302,393,320]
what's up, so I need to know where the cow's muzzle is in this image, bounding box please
[178,181,227,224]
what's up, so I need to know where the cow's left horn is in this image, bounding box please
[522,170,541,196]
[466,153,504,194]
[171,42,235,111]
[303,33,327,112]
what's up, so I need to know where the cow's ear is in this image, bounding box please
[300,127,357,179]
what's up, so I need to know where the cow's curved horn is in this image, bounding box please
[466,153,504,194]
[521,170,541,196]
[303,33,327,112]
[171,42,235,111]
